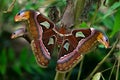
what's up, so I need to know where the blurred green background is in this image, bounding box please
[0,0,120,80]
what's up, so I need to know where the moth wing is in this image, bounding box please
[37,13,57,55]
[30,40,50,68]
[31,14,56,67]
[56,37,83,72]
[56,29,92,72]
[56,34,82,72]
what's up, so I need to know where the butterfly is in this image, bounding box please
[12,10,109,72]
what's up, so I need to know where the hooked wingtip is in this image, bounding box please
[11,34,15,39]
[14,15,19,22]
[104,42,109,48]
[96,30,109,48]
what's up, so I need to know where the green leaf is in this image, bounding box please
[20,48,28,65]
[103,2,120,19]
[111,9,120,37]
[20,48,33,73]
[0,49,7,75]
[102,17,113,29]
[79,22,88,28]
[98,44,105,48]
[12,61,22,75]
[31,64,45,75]
[8,48,15,62]
[92,72,101,80]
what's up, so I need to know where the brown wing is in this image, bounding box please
[37,13,57,55]
[31,14,56,67]
[31,40,49,68]
[37,13,54,31]
[56,28,92,72]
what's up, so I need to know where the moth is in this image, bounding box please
[13,10,109,72]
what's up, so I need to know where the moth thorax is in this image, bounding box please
[56,35,63,45]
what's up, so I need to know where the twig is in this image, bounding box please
[101,74,105,80]
[85,39,119,80]
[54,72,66,80]
[94,10,117,25]
[61,0,74,28]
[90,0,101,27]
[108,59,117,80]
[48,6,60,23]
[3,0,16,13]
[116,59,120,80]
[77,56,84,80]
[74,0,86,27]
[101,67,112,73]
[66,70,72,80]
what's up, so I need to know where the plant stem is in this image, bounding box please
[116,59,120,80]
[66,70,72,80]
[74,0,86,27]
[77,56,84,80]
[108,60,117,80]
[85,39,119,80]
[54,72,66,80]
[3,0,16,13]
[90,1,100,27]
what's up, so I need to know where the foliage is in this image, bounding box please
[0,0,120,80]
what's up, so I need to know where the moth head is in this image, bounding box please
[11,28,25,39]
[14,10,30,22]
[97,32,109,48]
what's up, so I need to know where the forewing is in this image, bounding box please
[37,13,57,55]
[31,14,56,67]
[56,28,92,72]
